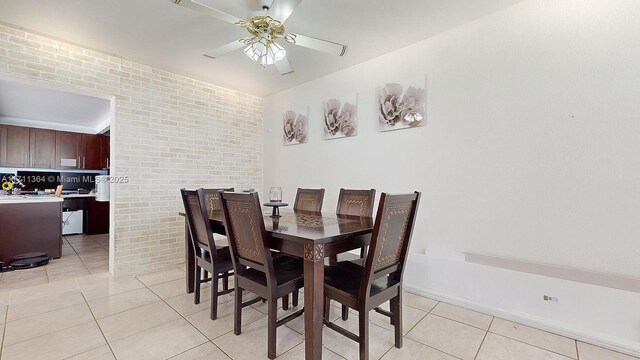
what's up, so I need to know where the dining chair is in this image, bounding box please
[202,187,234,212]
[293,188,325,212]
[200,188,234,289]
[180,188,234,320]
[219,191,305,359]
[332,188,376,320]
[323,192,421,360]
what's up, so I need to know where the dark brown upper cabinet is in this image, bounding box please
[55,131,82,169]
[102,135,110,169]
[0,125,31,167]
[82,134,103,170]
[29,128,56,168]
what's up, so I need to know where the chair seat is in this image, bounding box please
[238,256,303,288]
[201,246,234,273]
[324,261,400,304]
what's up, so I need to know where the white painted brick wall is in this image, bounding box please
[0,24,263,275]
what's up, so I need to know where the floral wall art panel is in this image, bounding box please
[282,107,308,145]
[323,94,358,140]
[378,75,426,132]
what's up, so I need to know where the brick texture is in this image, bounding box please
[0,24,263,275]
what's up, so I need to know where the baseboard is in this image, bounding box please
[404,252,640,358]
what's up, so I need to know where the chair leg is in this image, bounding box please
[210,272,219,320]
[282,294,289,311]
[234,287,243,335]
[194,264,201,305]
[267,298,278,359]
[328,254,338,265]
[360,246,367,258]
[359,311,369,360]
[324,297,330,321]
[292,290,299,307]
[342,305,349,321]
[390,292,403,348]
[222,272,229,291]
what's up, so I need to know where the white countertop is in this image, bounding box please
[0,195,64,204]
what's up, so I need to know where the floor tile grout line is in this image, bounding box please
[428,313,491,332]
[1,318,96,350]
[3,293,85,324]
[473,316,493,360]
[0,307,8,358]
[80,292,118,360]
[404,329,465,360]
[485,332,576,360]
[576,339,580,359]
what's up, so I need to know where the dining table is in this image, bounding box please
[180,208,374,360]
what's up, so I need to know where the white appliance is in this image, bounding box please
[62,210,83,235]
[95,175,110,202]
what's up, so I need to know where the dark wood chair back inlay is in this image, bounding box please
[202,188,234,212]
[293,188,325,212]
[362,192,421,297]
[219,192,273,273]
[336,188,376,217]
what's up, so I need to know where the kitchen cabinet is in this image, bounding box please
[82,134,103,170]
[102,135,110,169]
[84,197,109,235]
[55,131,82,169]
[29,128,56,168]
[0,125,30,167]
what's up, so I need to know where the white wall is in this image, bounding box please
[264,0,640,353]
[264,0,640,278]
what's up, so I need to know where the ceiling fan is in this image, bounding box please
[171,0,348,75]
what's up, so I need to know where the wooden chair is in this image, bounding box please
[180,188,234,320]
[293,188,325,212]
[332,188,376,319]
[202,187,234,212]
[219,191,305,359]
[323,192,421,360]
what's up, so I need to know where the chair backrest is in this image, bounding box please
[294,188,325,212]
[180,188,220,260]
[360,192,421,299]
[336,188,376,217]
[219,191,275,277]
[201,188,234,212]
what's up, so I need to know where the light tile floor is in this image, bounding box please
[0,266,638,360]
[0,234,109,290]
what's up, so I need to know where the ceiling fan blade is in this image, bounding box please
[203,40,246,59]
[275,57,294,75]
[286,33,347,56]
[171,0,244,25]
[267,0,302,23]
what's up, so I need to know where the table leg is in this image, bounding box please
[304,244,324,360]
[185,218,195,294]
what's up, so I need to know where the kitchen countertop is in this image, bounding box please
[0,195,64,204]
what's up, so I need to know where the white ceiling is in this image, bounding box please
[0,0,524,96]
[0,79,111,134]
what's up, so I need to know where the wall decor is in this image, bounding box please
[378,75,426,132]
[323,94,358,140]
[282,107,308,145]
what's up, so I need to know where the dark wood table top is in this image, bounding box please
[180,209,374,244]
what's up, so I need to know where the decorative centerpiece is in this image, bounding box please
[264,187,288,217]
[1,175,24,195]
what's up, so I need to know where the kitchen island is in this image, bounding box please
[0,196,63,263]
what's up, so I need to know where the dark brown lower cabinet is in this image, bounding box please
[85,198,109,235]
[0,201,62,263]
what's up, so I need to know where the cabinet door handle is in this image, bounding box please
[83,156,86,169]
[107,157,109,168]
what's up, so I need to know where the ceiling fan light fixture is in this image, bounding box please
[243,34,286,67]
